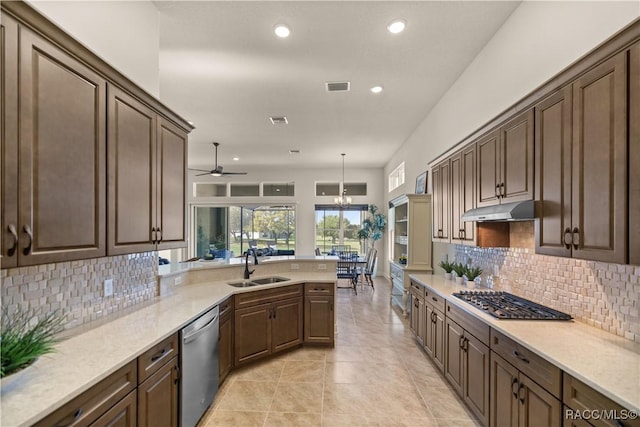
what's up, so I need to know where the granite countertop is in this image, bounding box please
[410,274,640,412]
[0,271,337,427]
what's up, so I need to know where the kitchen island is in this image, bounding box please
[0,257,336,427]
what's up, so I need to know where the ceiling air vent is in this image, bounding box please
[326,81,350,92]
[270,116,288,125]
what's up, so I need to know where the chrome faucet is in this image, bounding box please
[244,248,258,279]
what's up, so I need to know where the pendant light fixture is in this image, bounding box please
[334,153,352,208]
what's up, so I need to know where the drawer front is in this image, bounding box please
[33,360,137,427]
[491,329,561,399]
[235,284,303,309]
[138,333,179,383]
[445,301,490,345]
[563,373,640,427]
[304,282,334,296]
[219,296,234,319]
[390,264,403,281]
[424,287,445,312]
[409,281,425,298]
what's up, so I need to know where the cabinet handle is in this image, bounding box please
[563,228,572,249]
[174,363,181,384]
[460,229,466,240]
[458,335,465,350]
[157,227,163,243]
[55,408,83,427]
[151,227,157,244]
[495,184,500,198]
[151,348,167,362]
[511,378,519,399]
[518,383,525,404]
[500,182,505,197]
[272,307,276,319]
[432,297,438,303]
[7,224,18,257]
[22,225,33,256]
[512,350,530,364]
[572,227,580,250]
[463,337,469,352]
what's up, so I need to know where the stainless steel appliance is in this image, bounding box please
[180,305,219,427]
[452,290,572,320]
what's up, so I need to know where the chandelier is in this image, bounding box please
[334,153,352,208]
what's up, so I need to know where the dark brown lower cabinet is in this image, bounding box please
[424,303,445,372]
[444,317,490,426]
[219,297,234,384]
[137,357,179,427]
[490,352,561,427]
[304,296,334,344]
[234,293,303,366]
[92,390,137,427]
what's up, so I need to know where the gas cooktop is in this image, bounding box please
[452,290,573,320]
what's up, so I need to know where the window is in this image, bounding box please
[316,183,340,196]
[314,205,367,254]
[263,182,295,196]
[344,182,367,196]
[194,183,227,197]
[230,183,260,197]
[388,161,405,192]
[193,205,296,259]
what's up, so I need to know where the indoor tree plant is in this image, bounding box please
[1,306,65,379]
[357,205,387,250]
[438,260,455,280]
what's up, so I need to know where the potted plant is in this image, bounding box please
[438,260,455,280]
[1,307,65,381]
[451,262,466,285]
[464,265,483,288]
[358,205,387,248]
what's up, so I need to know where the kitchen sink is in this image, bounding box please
[227,276,290,287]
[251,276,290,285]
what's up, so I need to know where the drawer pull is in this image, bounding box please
[151,348,167,362]
[56,408,83,427]
[512,350,530,364]
[432,297,438,302]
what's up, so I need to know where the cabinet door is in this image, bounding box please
[432,161,450,242]
[571,51,627,264]
[476,130,501,207]
[271,297,303,353]
[431,308,446,373]
[304,296,334,344]
[518,374,561,427]
[156,118,187,249]
[460,145,476,244]
[423,303,435,358]
[91,390,137,427]
[107,85,157,255]
[630,42,640,266]
[137,358,179,427]
[500,109,534,203]
[1,14,19,269]
[535,87,573,258]
[417,296,426,347]
[444,318,464,396]
[409,293,420,337]
[463,333,490,426]
[450,153,463,243]
[219,312,233,384]
[234,303,271,366]
[490,352,519,427]
[18,25,106,265]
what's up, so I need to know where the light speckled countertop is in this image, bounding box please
[410,274,640,412]
[0,270,337,427]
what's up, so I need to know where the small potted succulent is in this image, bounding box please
[438,260,455,280]
[464,265,483,289]
[451,262,466,285]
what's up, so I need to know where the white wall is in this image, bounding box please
[189,165,386,266]
[385,1,640,201]
[27,1,160,97]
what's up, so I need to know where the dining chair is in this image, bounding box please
[363,248,377,290]
[336,250,358,294]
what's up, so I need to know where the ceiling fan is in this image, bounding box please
[189,142,248,177]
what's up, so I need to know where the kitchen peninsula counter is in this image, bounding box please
[0,257,336,427]
[410,274,640,413]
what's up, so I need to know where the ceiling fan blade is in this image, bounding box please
[195,172,213,176]
[189,168,213,173]
[222,171,248,175]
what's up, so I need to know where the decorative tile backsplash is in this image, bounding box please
[455,238,640,343]
[1,253,158,330]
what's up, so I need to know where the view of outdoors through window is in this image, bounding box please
[194,206,296,259]
[315,209,364,254]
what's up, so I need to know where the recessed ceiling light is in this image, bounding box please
[274,24,291,38]
[370,86,383,94]
[387,19,406,34]
[232,157,240,161]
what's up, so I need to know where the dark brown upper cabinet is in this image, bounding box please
[107,87,188,255]
[451,145,476,245]
[2,18,107,267]
[477,110,534,208]
[630,41,640,266]
[432,159,451,242]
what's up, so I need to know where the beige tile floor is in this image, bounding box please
[199,277,481,427]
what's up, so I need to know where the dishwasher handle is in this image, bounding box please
[182,308,219,344]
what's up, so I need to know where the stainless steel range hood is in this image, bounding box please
[461,200,535,222]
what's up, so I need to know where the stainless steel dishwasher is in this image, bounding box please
[180,305,219,427]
